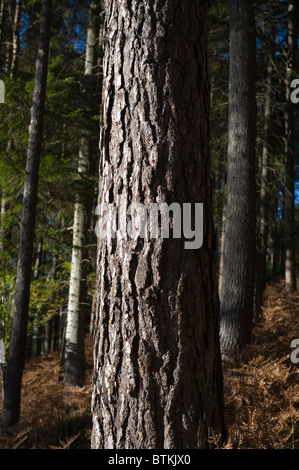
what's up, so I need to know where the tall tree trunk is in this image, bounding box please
[0,0,5,70]
[254,30,274,320]
[4,0,21,75]
[44,320,51,355]
[219,0,256,360]
[91,0,225,449]
[51,313,60,351]
[284,0,297,294]
[1,0,52,429]
[10,0,21,75]
[63,162,86,385]
[4,2,12,72]
[218,193,226,298]
[64,0,102,386]
[33,237,43,358]
[0,193,6,252]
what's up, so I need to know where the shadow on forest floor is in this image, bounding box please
[0,279,298,449]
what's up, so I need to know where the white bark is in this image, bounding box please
[64,2,101,384]
[64,142,88,385]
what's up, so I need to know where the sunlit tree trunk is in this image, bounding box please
[4,0,21,76]
[91,0,225,449]
[11,0,21,73]
[64,148,87,385]
[64,0,102,386]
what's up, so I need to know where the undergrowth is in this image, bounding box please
[0,279,298,449]
[222,279,299,449]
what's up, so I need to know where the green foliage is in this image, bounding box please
[0,0,100,358]
[0,268,15,351]
[28,275,66,336]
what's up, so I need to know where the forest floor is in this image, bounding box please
[0,278,298,449]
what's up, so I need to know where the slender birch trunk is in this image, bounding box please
[10,0,21,73]
[64,1,102,386]
[63,151,87,385]
[4,0,21,75]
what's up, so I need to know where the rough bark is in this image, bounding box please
[284,0,297,294]
[219,0,256,360]
[91,0,225,449]
[2,0,52,429]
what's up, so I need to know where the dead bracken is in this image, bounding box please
[0,280,298,449]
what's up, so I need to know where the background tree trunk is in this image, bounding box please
[10,0,21,74]
[91,0,225,449]
[218,194,226,298]
[219,0,256,360]
[2,0,52,429]
[0,0,5,70]
[254,29,274,320]
[0,193,6,252]
[64,0,102,386]
[284,0,297,294]
[63,170,86,385]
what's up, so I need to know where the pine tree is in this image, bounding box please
[219,0,256,360]
[284,0,297,294]
[91,0,225,449]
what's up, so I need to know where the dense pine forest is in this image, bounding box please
[0,0,298,452]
